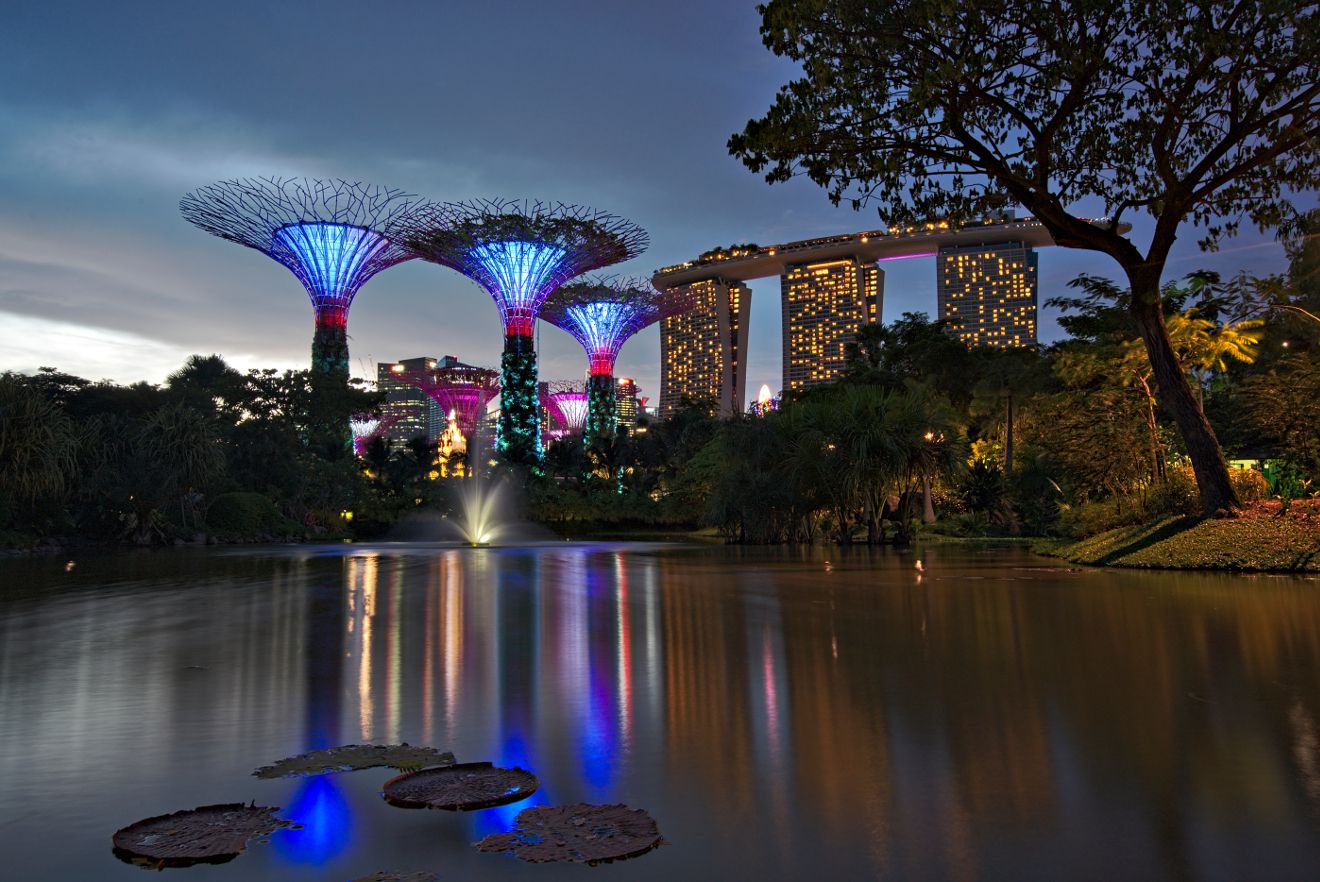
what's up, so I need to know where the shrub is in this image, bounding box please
[205,492,295,540]
[1146,467,1199,517]
[1230,467,1268,503]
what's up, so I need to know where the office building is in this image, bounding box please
[659,278,751,418]
[936,242,1038,347]
[780,256,883,391]
[376,356,444,446]
[615,377,640,431]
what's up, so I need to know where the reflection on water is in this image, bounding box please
[2,546,1320,880]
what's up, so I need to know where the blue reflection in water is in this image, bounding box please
[582,642,617,792]
[273,775,353,865]
[471,731,549,837]
[580,561,620,795]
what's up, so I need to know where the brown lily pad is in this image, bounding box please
[349,873,438,882]
[253,743,455,778]
[473,803,664,865]
[382,762,538,811]
[112,802,293,868]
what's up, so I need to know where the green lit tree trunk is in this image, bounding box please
[498,333,542,466]
[584,373,615,450]
[309,318,351,456]
[311,319,350,383]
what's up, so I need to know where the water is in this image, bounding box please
[2,543,1320,880]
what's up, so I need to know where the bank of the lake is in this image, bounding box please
[1042,501,1320,572]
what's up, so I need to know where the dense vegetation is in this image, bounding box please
[2,222,1317,551]
[729,0,1319,515]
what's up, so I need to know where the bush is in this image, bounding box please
[1146,466,1199,517]
[205,492,296,540]
[1230,467,1268,503]
[1056,497,1149,539]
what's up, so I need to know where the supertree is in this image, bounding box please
[398,363,501,440]
[540,276,695,446]
[179,178,418,387]
[350,415,399,457]
[399,200,648,465]
[544,380,589,440]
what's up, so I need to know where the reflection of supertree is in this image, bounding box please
[350,414,398,456]
[179,178,418,385]
[399,200,648,464]
[545,380,589,440]
[541,276,694,446]
[398,363,501,440]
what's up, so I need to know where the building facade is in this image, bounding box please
[615,377,639,431]
[658,278,751,418]
[780,256,883,392]
[377,356,442,447]
[936,242,1039,347]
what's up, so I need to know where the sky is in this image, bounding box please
[0,0,1295,408]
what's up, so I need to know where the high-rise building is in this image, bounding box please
[659,278,751,418]
[936,242,1038,347]
[615,377,639,431]
[780,256,883,392]
[377,356,444,446]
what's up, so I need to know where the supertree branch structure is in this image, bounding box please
[398,364,501,440]
[399,199,648,464]
[541,276,695,445]
[179,177,418,383]
[350,414,399,457]
[544,380,589,440]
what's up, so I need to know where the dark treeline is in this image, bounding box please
[2,220,1317,548]
[542,215,1320,545]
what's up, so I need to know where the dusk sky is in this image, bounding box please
[0,0,1293,406]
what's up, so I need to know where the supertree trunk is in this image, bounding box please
[498,332,542,465]
[311,318,350,384]
[585,373,616,448]
[308,317,353,455]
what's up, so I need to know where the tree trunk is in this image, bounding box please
[1004,393,1014,475]
[1128,282,1238,514]
[922,471,936,524]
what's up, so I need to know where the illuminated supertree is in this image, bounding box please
[399,363,501,440]
[179,177,418,385]
[399,200,648,464]
[350,414,398,457]
[540,276,695,446]
[545,380,589,440]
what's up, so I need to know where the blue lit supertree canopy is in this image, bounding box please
[399,199,649,339]
[179,177,418,381]
[399,200,649,465]
[541,276,696,445]
[541,276,694,377]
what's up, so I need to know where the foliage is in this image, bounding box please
[730,0,1320,514]
[206,492,297,541]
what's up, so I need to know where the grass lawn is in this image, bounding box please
[1047,501,1320,572]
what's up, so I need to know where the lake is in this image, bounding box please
[2,543,1319,880]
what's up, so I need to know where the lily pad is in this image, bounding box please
[253,743,455,778]
[349,873,438,882]
[112,802,293,868]
[473,803,664,865]
[382,762,538,811]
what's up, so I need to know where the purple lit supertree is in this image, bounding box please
[398,200,648,465]
[350,414,399,457]
[398,363,501,440]
[540,276,696,446]
[179,178,418,386]
[544,380,589,440]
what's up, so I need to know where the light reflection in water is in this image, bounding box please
[274,775,352,865]
[7,547,1320,879]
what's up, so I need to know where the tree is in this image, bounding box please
[730,0,1320,514]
